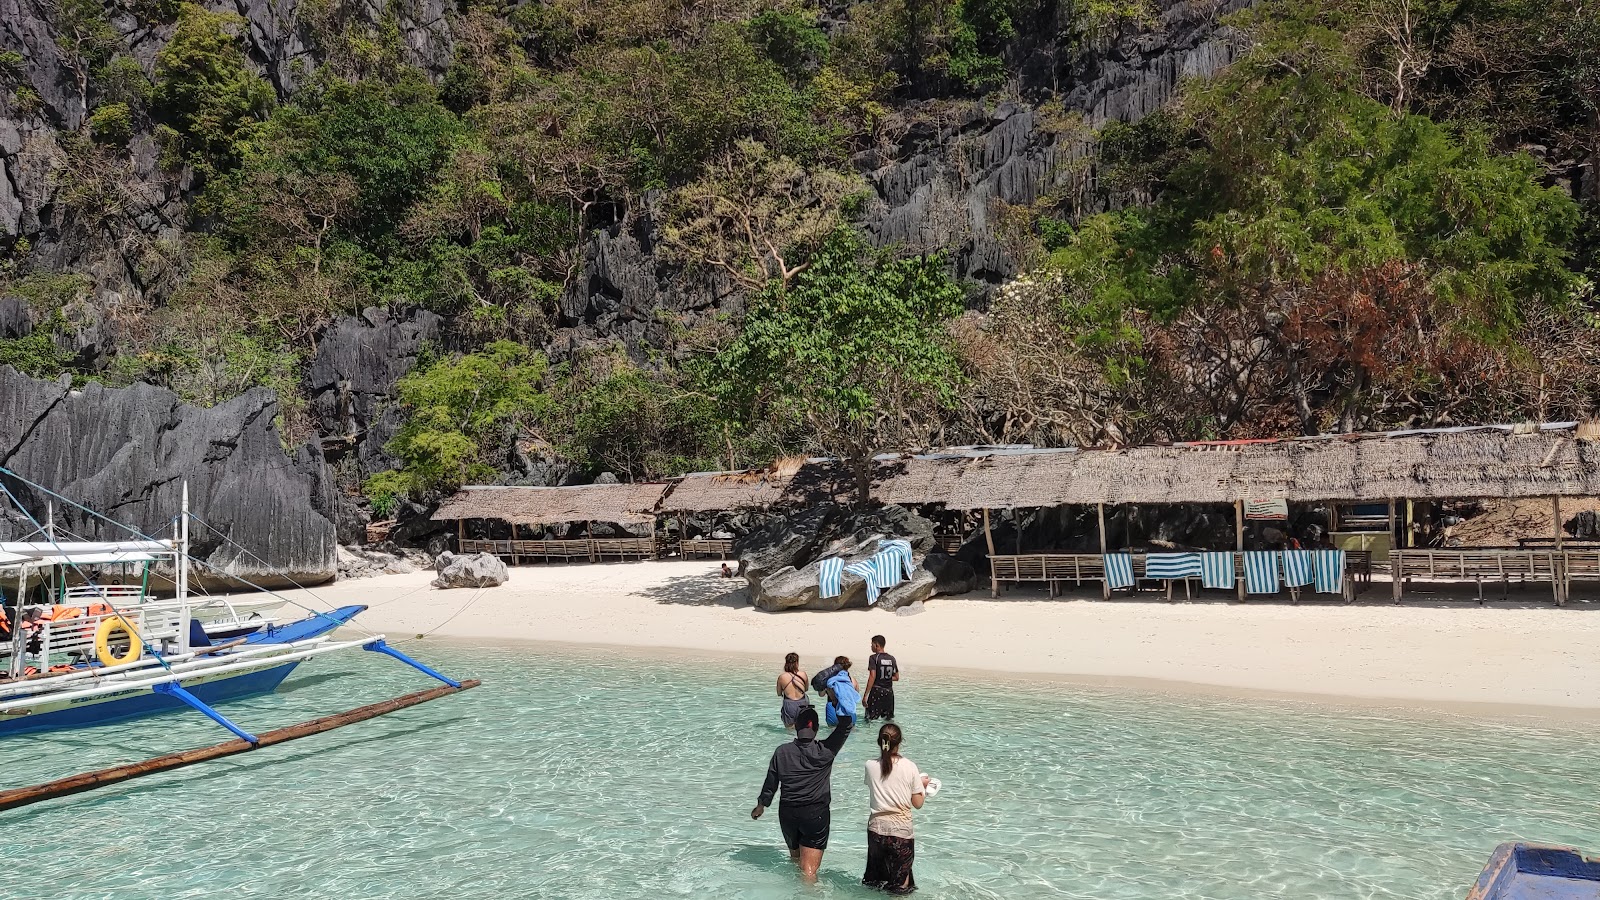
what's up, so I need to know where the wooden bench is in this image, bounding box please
[591,538,658,561]
[1390,549,1563,604]
[992,551,1366,602]
[680,538,735,559]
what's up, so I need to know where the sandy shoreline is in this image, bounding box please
[272,560,1600,715]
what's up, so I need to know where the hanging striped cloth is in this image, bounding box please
[1200,552,1235,590]
[844,560,880,604]
[1244,551,1281,594]
[1104,553,1135,590]
[818,557,844,599]
[879,539,915,578]
[870,549,902,590]
[1282,550,1315,587]
[1144,552,1202,580]
[1313,549,1346,595]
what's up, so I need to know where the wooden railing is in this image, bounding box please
[680,538,735,559]
[459,537,658,563]
[1390,548,1569,603]
[935,535,964,555]
[990,551,1370,602]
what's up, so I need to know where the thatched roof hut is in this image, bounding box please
[431,483,668,525]
[868,425,1599,508]
[432,424,1600,523]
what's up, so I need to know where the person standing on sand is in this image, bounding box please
[752,706,854,882]
[864,635,899,722]
[777,652,811,729]
[862,723,927,894]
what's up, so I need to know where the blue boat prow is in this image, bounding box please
[1469,844,1600,900]
[242,605,368,645]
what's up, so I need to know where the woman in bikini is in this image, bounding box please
[777,652,810,729]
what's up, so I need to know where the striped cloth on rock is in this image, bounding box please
[1243,551,1281,595]
[1144,552,1202,580]
[1282,550,1315,587]
[1104,553,1136,590]
[818,557,844,599]
[1314,549,1346,594]
[1200,552,1235,590]
[845,560,880,604]
[879,539,915,578]
[870,549,902,590]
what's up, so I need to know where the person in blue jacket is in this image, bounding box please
[823,656,860,725]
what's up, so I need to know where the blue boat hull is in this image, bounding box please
[0,662,300,736]
[0,604,369,737]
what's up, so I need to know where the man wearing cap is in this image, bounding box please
[751,705,854,882]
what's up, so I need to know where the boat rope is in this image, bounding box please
[0,466,373,638]
[182,513,377,637]
[400,587,488,643]
[0,478,177,676]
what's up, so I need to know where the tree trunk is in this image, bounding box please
[852,453,872,507]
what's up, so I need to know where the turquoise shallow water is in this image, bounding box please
[0,642,1596,899]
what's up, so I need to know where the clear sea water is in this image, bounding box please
[1,642,1596,900]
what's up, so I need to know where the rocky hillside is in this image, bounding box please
[0,0,1596,574]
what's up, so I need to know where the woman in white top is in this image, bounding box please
[862,723,928,894]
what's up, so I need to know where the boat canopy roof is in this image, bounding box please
[0,541,171,567]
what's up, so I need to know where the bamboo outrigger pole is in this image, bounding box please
[0,679,481,813]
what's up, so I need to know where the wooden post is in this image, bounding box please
[457,518,465,552]
[1235,500,1246,603]
[511,523,520,567]
[1405,499,1415,548]
[983,509,997,597]
[1097,503,1110,600]
[1327,503,1338,537]
[587,521,596,563]
[1553,496,1565,605]
[1389,499,1402,603]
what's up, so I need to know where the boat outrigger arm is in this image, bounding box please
[145,639,466,746]
[0,476,481,813]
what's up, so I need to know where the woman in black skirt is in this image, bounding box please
[862,723,928,893]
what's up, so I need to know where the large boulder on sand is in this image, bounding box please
[432,551,509,589]
[741,505,971,611]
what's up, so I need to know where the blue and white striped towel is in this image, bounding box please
[1314,549,1346,594]
[871,549,902,590]
[1244,551,1280,594]
[1144,552,1202,580]
[844,560,880,604]
[1200,552,1235,590]
[880,539,915,578]
[818,557,844,599]
[1104,553,1135,590]
[1282,550,1315,587]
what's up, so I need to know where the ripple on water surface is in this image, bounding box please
[0,644,1595,899]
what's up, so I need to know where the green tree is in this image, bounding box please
[368,341,552,500]
[709,228,967,503]
[151,3,274,172]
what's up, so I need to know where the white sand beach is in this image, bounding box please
[277,560,1600,714]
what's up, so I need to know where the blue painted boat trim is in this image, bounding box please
[0,662,300,737]
[152,682,259,743]
[364,639,461,688]
[243,605,368,645]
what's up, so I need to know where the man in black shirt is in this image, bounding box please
[864,634,899,722]
[751,706,853,881]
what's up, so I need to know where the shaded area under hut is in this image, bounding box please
[432,484,668,563]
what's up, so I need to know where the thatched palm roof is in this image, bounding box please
[431,483,668,525]
[433,425,1600,522]
[870,427,1600,507]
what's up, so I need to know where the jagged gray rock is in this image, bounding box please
[742,505,973,611]
[309,307,442,474]
[0,366,338,587]
[337,544,423,579]
[431,550,508,589]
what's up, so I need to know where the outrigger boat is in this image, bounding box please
[0,475,477,810]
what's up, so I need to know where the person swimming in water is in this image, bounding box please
[777,652,811,729]
[752,705,854,882]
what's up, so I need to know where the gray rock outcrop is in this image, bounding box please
[0,366,338,587]
[431,550,508,589]
[738,505,969,612]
